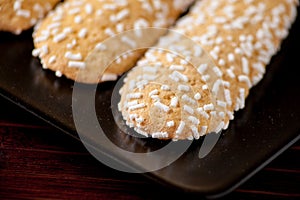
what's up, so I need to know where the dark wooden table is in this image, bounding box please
[0,96,299,200]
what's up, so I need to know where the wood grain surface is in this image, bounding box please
[0,97,299,200]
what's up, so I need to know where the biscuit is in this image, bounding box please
[32,0,194,83]
[0,0,60,34]
[118,0,298,140]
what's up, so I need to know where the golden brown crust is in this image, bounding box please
[0,0,60,34]
[32,0,194,83]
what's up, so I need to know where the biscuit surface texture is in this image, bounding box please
[32,0,194,83]
[118,0,298,140]
[0,0,60,34]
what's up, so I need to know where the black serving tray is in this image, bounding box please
[0,9,300,198]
